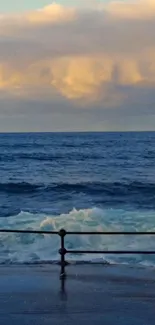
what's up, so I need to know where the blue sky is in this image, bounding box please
[0,1,58,12]
[0,0,99,12]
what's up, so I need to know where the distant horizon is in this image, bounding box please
[0,130,155,134]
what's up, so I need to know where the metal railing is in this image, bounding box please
[1,228,155,278]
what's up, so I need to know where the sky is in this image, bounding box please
[0,0,155,132]
[0,1,102,12]
[0,1,78,12]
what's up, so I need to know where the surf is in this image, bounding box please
[0,207,154,266]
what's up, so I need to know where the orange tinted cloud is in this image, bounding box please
[0,1,154,107]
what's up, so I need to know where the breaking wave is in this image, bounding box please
[0,207,155,266]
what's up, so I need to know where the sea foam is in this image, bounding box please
[0,207,155,266]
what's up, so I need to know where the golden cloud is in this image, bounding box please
[106,0,155,20]
[26,3,76,24]
[0,0,155,106]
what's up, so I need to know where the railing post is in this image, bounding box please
[59,229,67,279]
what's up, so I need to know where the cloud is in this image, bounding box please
[0,0,155,130]
[26,3,76,24]
[0,3,76,28]
[105,0,155,20]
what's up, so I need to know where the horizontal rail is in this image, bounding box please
[0,228,155,278]
[0,229,58,235]
[67,250,155,255]
[0,229,155,235]
[65,231,155,235]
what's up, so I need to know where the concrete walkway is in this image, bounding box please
[0,264,155,324]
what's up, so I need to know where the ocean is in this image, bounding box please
[0,131,155,266]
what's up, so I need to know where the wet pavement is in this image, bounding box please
[0,264,155,324]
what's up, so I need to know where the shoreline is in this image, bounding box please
[0,259,155,268]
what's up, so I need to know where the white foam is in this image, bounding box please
[0,207,155,266]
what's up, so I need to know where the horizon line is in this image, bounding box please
[0,130,155,134]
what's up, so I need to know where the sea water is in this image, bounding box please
[0,132,155,266]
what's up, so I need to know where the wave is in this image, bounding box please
[0,153,65,162]
[0,153,104,162]
[47,181,155,196]
[0,207,155,266]
[0,180,155,195]
[0,182,41,194]
[18,153,64,161]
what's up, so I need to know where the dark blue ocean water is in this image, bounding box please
[0,132,155,265]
